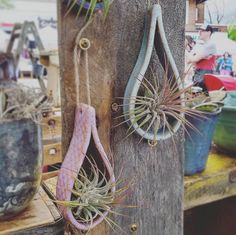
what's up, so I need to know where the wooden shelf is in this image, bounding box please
[42,150,236,211]
[0,187,64,235]
[184,150,236,210]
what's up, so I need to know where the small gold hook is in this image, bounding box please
[79,38,91,50]
[148,139,158,147]
[130,223,138,232]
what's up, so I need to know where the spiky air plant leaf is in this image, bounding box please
[54,156,134,234]
[65,0,111,19]
[115,71,207,145]
[0,83,51,122]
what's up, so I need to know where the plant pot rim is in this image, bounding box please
[193,103,222,116]
[69,0,113,10]
[0,117,36,125]
[219,91,236,111]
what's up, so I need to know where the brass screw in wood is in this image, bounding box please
[130,223,138,232]
[79,38,91,50]
[148,139,158,147]
[111,102,119,112]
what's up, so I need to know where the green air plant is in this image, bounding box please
[65,0,111,19]
[115,71,205,145]
[55,156,134,233]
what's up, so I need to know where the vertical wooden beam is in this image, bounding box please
[58,0,185,234]
[186,0,197,31]
[196,3,205,24]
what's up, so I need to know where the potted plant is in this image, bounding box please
[213,92,236,153]
[0,52,48,219]
[184,90,225,176]
[65,0,112,18]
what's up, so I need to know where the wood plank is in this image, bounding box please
[43,142,62,166]
[184,197,236,235]
[184,151,236,210]
[42,115,61,141]
[0,188,54,234]
[42,170,59,181]
[58,0,185,234]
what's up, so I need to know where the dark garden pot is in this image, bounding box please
[184,109,221,176]
[213,92,236,153]
[0,118,43,219]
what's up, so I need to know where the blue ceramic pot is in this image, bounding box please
[0,119,43,219]
[66,0,105,10]
[184,110,221,176]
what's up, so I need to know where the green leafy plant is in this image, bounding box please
[228,25,236,42]
[66,0,111,19]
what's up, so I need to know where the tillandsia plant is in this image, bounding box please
[0,52,51,122]
[115,70,206,145]
[0,83,51,122]
[55,156,134,234]
[65,0,111,19]
[185,89,226,112]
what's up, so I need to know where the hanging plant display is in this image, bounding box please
[65,0,112,18]
[119,4,194,145]
[56,20,119,231]
[56,103,116,231]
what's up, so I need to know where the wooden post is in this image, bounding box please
[196,3,205,24]
[58,0,185,234]
[186,0,196,31]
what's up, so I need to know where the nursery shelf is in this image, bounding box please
[184,150,236,210]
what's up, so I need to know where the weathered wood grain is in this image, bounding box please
[58,0,185,234]
[185,196,236,235]
[0,187,63,235]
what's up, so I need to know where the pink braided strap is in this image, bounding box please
[56,103,115,231]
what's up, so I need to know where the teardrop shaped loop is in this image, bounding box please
[56,103,115,231]
[123,4,184,142]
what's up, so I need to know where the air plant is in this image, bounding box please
[0,83,51,122]
[65,0,111,19]
[54,156,134,233]
[115,70,206,145]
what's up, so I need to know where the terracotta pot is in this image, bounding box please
[213,92,236,153]
[0,118,43,219]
